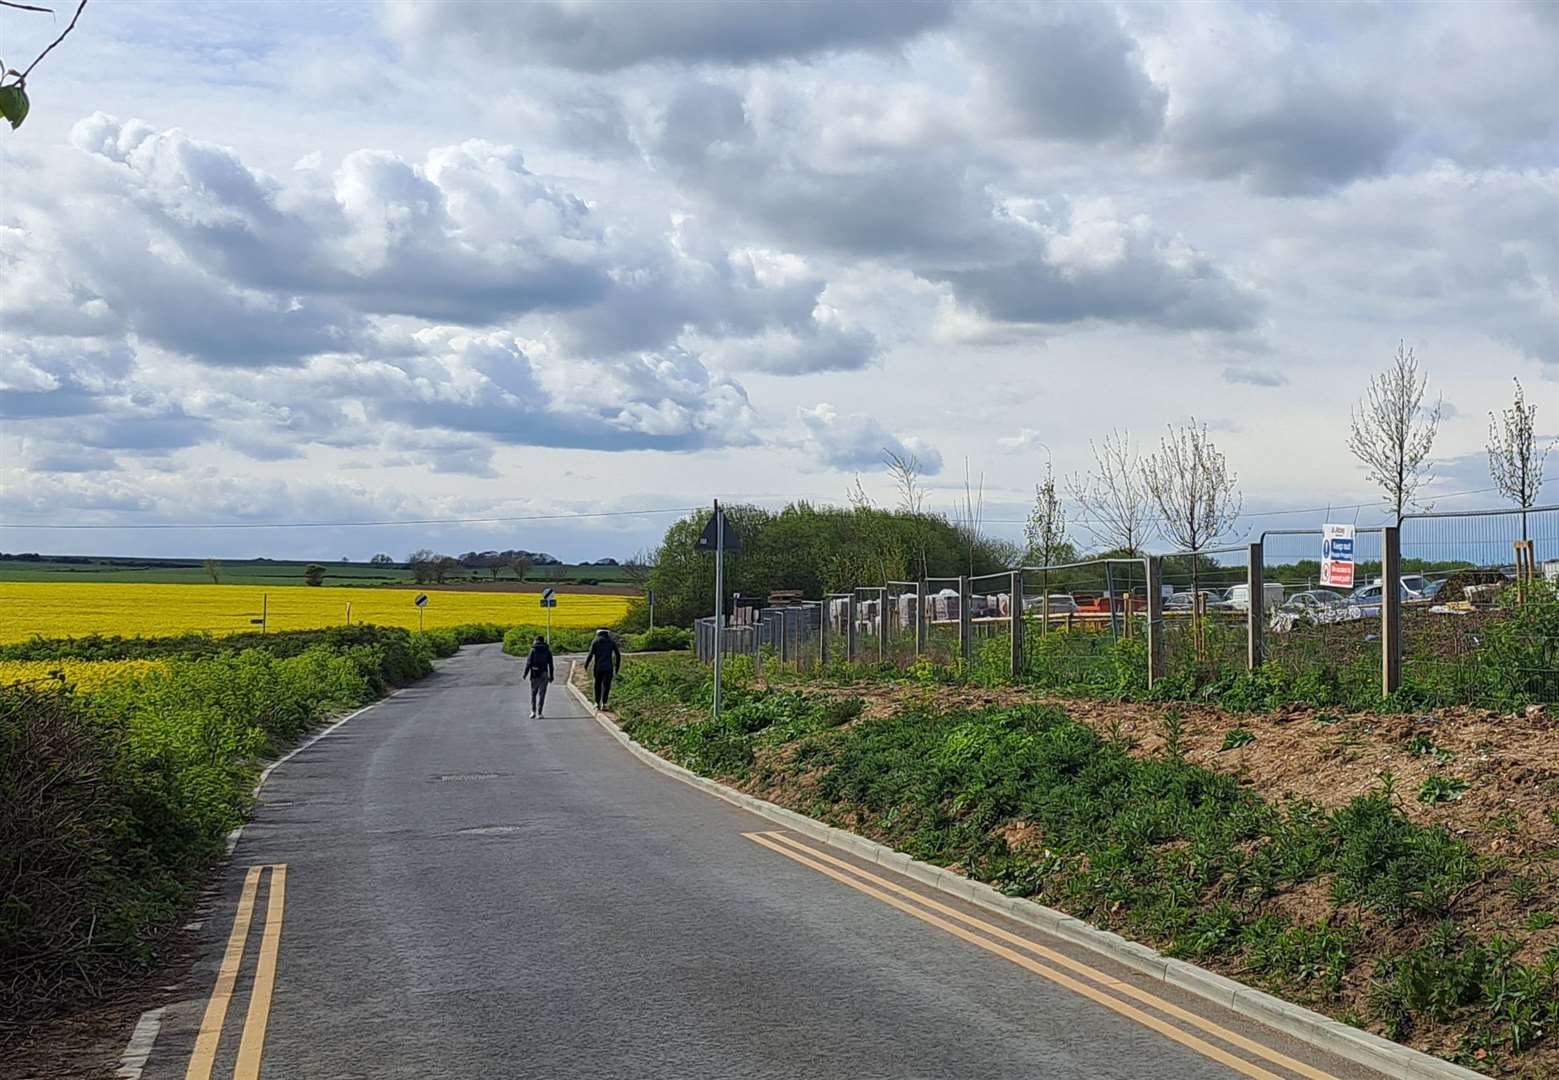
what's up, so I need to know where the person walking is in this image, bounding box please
[584,628,621,709]
[522,635,554,718]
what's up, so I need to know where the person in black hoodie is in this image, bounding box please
[584,628,621,709]
[522,635,554,718]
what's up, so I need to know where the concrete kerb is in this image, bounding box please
[562,663,1484,1080]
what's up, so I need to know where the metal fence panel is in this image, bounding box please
[1400,506,1558,704]
[1260,528,1384,700]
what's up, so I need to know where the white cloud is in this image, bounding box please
[797,404,943,475]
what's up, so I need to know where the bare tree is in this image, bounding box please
[845,473,875,510]
[883,449,927,514]
[506,553,532,582]
[621,547,657,591]
[1347,342,1442,523]
[1143,420,1244,572]
[1488,378,1550,514]
[1023,462,1073,567]
[1066,429,1155,556]
[202,558,222,584]
[950,458,985,576]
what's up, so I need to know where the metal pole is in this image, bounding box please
[1145,557,1164,688]
[915,580,927,656]
[648,589,655,631]
[262,593,268,634]
[846,592,858,663]
[346,602,351,626]
[820,596,830,668]
[1105,562,1118,641]
[1381,526,1401,696]
[878,587,887,664]
[546,604,552,647]
[1247,542,1264,671]
[958,576,972,664]
[713,500,723,721]
[1009,570,1023,679]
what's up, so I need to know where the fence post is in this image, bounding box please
[1009,570,1023,679]
[819,598,830,668]
[1041,570,1050,636]
[959,575,972,664]
[1247,541,1264,671]
[878,586,888,664]
[779,608,789,667]
[1145,557,1164,688]
[915,580,927,656]
[1382,526,1402,696]
[847,592,859,663]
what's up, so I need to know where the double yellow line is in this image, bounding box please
[745,832,1340,1080]
[185,864,288,1080]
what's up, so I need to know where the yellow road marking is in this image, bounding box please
[233,865,287,1080]
[745,832,1292,1080]
[762,831,1338,1080]
[184,866,262,1080]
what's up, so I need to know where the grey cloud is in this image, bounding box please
[798,403,943,474]
[1222,366,1289,387]
[1170,82,1403,196]
[389,0,953,72]
[967,2,1165,142]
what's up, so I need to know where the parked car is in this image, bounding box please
[1417,578,1448,601]
[1165,589,1227,611]
[1024,593,1077,615]
[1282,589,1348,612]
[1225,583,1286,612]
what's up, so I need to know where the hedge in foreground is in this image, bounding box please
[0,626,440,1023]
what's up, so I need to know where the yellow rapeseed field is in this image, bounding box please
[0,658,171,690]
[0,582,633,643]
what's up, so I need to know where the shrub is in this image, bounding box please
[0,625,449,1022]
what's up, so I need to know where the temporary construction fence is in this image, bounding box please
[692,502,1559,704]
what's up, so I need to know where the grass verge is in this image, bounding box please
[608,653,1559,1076]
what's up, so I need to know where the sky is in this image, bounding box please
[1,0,1556,564]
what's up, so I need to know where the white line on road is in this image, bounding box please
[114,1006,165,1079]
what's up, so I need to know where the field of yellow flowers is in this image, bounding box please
[0,657,171,690]
[0,582,633,644]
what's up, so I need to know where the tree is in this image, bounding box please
[1023,463,1075,567]
[1143,419,1243,560]
[1347,342,1442,523]
[507,553,532,581]
[951,458,986,576]
[202,558,222,584]
[302,563,326,587]
[0,0,88,132]
[884,449,936,578]
[407,549,438,584]
[1066,429,1155,556]
[884,449,927,514]
[369,553,394,566]
[1488,378,1551,516]
[433,556,459,584]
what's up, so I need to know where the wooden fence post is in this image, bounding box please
[1247,541,1265,671]
[1146,557,1164,688]
[958,575,972,664]
[1009,570,1024,679]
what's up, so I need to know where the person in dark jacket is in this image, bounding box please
[522,636,554,718]
[583,628,621,709]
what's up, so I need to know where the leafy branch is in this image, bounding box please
[0,0,89,131]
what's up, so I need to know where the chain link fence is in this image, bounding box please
[1260,527,1385,701]
[1400,505,1557,704]
[688,501,1559,705]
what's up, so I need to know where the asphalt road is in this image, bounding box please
[131,644,1383,1080]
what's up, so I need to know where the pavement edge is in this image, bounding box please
[564,666,1482,1080]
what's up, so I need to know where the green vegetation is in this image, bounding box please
[0,553,637,589]
[608,655,1559,1071]
[499,624,691,658]
[0,623,499,1022]
[640,503,1014,630]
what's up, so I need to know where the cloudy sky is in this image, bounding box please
[1,0,1555,563]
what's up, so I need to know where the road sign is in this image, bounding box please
[540,587,557,609]
[1321,524,1355,588]
[695,512,740,552]
[414,594,428,607]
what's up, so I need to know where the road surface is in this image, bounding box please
[129,644,1382,1080]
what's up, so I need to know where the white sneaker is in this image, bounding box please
[528,708,536,718]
